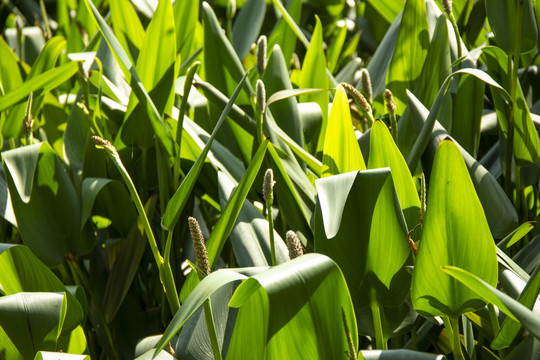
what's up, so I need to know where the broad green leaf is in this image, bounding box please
[452,74,485,158]
[0,293,66,359]
[386,0,429,114]
[300,17,329,153]
[368,120,420,230]
[322,85,365,176]
[173,0,199,64]
[485,0,538,54]
[217,171,289,266]
[412,140,498,318]
[227,254,358,360]
[119,0,177,150]
[109,0,144,64]
[0,61,79,113]
[0,37,24,95]
[268,0,301,65]
[202,2,253,105]
[327,23,347,74]
[442,266,540,338]
[264,45,303,148]
[481,46,540,166]
[2,143,94,265]
[0,244,84,337]
[365,0,404,24]
[492,264,540,348]
[83,0,177,158]
[232,0,266,59]
[314,168,411,308]
[162,70,251,230]
[407,90,518,238]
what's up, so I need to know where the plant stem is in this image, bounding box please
[204,298,222,360]
[450,316,465,360]
[371,305,387,350]
[102,143,180,314]
[505,1,524,202]
[266,198,276,266]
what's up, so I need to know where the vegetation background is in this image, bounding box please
[0,0,540,359]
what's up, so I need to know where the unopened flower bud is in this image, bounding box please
[360,69,373,104]
[384,89,396,113]
[443,0,452,15]
[256,79,266,111]
[256,35,267,74]
[263,168,275,203]
[341,82,372,114]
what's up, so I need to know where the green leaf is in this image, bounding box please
[109,0,144,64]
[154,269,257,356]
[322,85,366,177]
[300,16,329,153]
[442,266,540,338]
[268,0,301,65]
[365,0,404,24]
[227,254,358,360]
[412,140,498,318]
[173,0,199,64]
[0,61,79,113]
[492,264,540,348]
[368,120,420,230]
[485,0,538,54]
[386,0,429,114]
[179,140,269,301]
[314,168,411,308]
[361,349,444,359]
[232,0,266,59]
[2,143,94,265]
[497,221,536,249]
[202,2,253,105]
[83,0,177,158]
[407,90,518,238]
[162,70,251,230]
[0,244,84,335]
[0,292,66,359]
[327,23,347,74]
[217,172,289,266]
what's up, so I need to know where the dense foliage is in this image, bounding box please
[1,0,540,359]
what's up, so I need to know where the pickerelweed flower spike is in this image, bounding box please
[384,89,396,113]
[443,0,452,15]
[340,82,372,115]
[256,79,266,112]
[188,217,210,276]
[361,69,373,104]
[256,35,267,74]
[263,168,275,203]
[285,230,303,259]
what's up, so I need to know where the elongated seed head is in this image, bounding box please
[340,82,372,114]
[286,230,303,259]
[360,69,373,104]
[91,135,112,148]
[256,35,267,74]
[256,79,266,112]
[188,217,210,276]
[263,168,275,202]
[384,89,396,113]
[443,0,452,15]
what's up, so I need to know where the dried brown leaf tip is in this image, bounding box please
[285,230,303,259]
[188,216,210,276]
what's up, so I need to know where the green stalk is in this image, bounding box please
[371,305,387,350]
[266,196,276,266]
[450,317,465,360]
[203,299,222,360]
[92,137,180,314]
[505,1,524,202]
[174,62,200,188]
